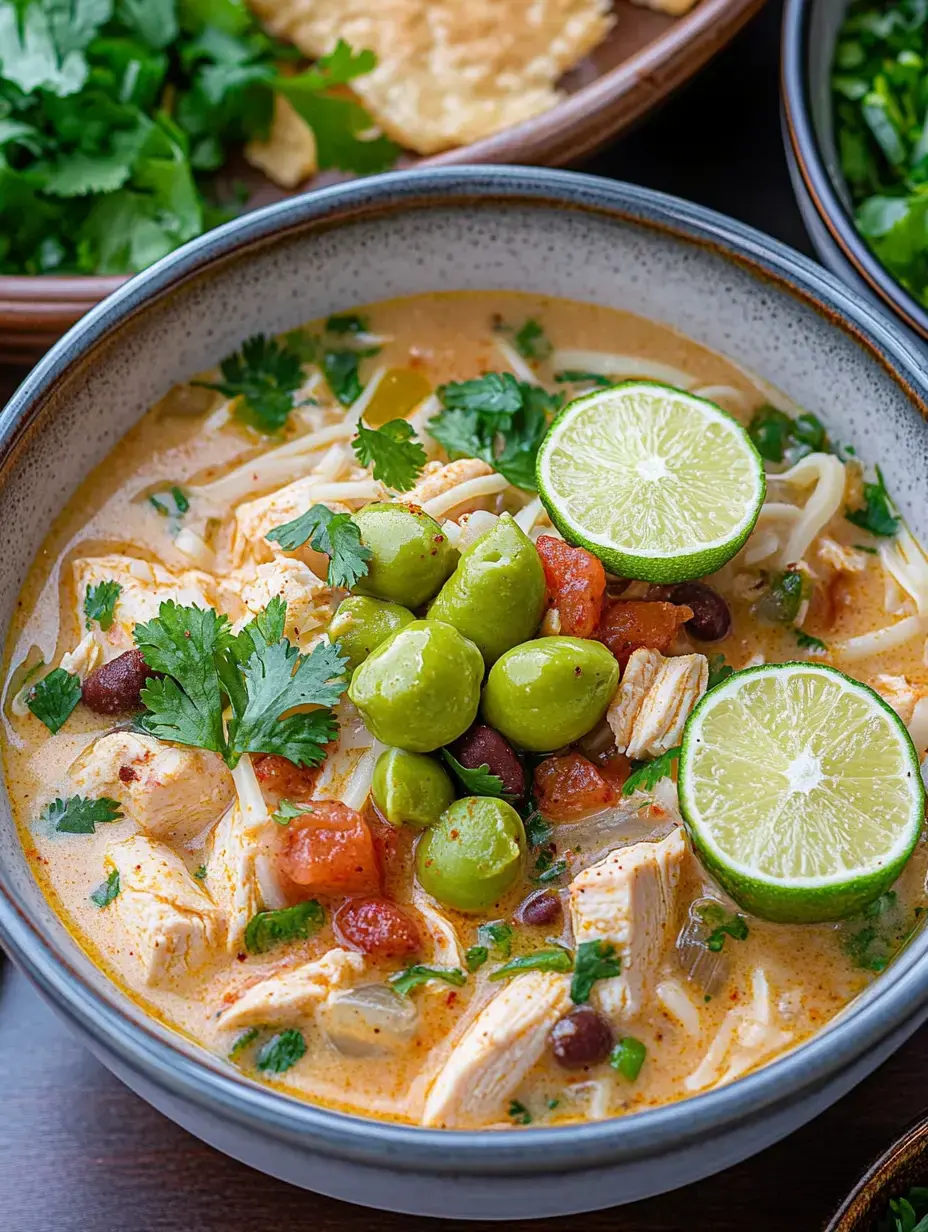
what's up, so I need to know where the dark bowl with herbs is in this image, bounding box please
[826,1111,928,1231]
[782,0,928,341]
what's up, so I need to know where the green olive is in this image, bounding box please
[329,595,414,673]
[348,619,483,753]
[427,513,546,665]
[416,796,526,912]
[352,503,458,608]
[482,637,619,752]
[372,748,455,828]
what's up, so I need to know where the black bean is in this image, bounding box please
[82,650,156,714]
[449,723,525,798]
[549,1006,614,1069]
[669,582,732,642]
[515,889,562,927]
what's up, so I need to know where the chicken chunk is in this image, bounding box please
[421,972,571,1128]
[72,732,234,843]
[218,948,366,1029]
[207,801,275,953]
[411,458,508,521]
[816,537,869,575]
[569,828,690,1020]
[237,554,334,647]
[72,555,215,663]
[872,674,928,755]
[106,834,221,987]
[607,649,708,759]
[407,458,494,506]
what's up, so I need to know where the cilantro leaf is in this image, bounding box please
[488,949,573,981]
[795,627,828,653]
[351,419,426,492]
[266,504,371,590]
[534,857,568,884]
[193,863,208,880]
[271,798,311,826]
[622,746,681,796]
[441,750,508,798]
[149,485,190,518]
[322,349,365,406]
[438,373,524,418]
[507,1100,532,1125]
[846,465,900,537]
[697,903,749,952]
[477,920,513,958]
[707,654,735,691]
[43,795,123,834]
[116,0,179,49]
[84,580,122,631]
[135,602,229,754]
[753,569,807,624]
[389,965,467,996]
[26,667,82,733]
[513,319,551,362]
[748,405,829,463]
[465,945,488,972]
[195,333,305,432]
[554,370,613,389]
[326,313,368,334]
[524,810,553,849]
[90,868,120,907]
[228,1026,259,1060]
[256,1028,306,1074]
[0,0,101,96]
[570,939,621,1004]
[244,900,324,954]
[609,1036,646,1081]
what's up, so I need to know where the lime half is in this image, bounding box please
[679,663,925,923]
[535,381,765,582]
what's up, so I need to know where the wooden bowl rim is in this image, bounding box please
[825,1109,928,1231]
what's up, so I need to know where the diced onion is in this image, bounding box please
[322,984,418,1057]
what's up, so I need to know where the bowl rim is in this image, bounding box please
[780,0,928,341]
[825,1108,928,1231]
[3,165,928,1174]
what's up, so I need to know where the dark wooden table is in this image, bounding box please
[2,3,922,1227]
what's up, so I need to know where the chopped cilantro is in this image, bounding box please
[196,334,305,432]
[255,1028,306,1074]
[876,1185,928,1232]
[524,810,554,849]
[622,747,681,797]
[389,965,467,996]
[89,868,120,908]
[325,313,368,334]
[846,465,900,537]
[351,419,427,492]
[271,799,312,826]
[477,920,513,959]
[753,569,807,625]
[706,654,735,691]
[149,486,190,519]
[229,1027,259,1060]
[84,580,122,631]
[441,750,508,799]
[554,370,613,389]
[697,904,750,952]
[748,405,829,463]
[26,668,82,734]
[794,628,828,653]
[570,940,621,1004]
[43,795,123,835]
[489,949,573,981]
[244,900,324,954]
[507,1099,532,1125]
[534,856,568,885]
[266,504,371,590]
[193,863,208,880]
[322,349,366,406]
[609,1036,647,1081]
[465,945,489,972]
[513,319,551,362]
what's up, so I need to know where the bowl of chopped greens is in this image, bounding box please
[826,1110,928,1231]
[783,0,928,341]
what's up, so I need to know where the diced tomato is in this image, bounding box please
[280,801,381,896]
[253,754,321,801]
[335,897,421,958]
[534,752,621,820]
[596,600,693,668]
[536,535,607,638]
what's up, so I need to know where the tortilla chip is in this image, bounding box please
[244,94,318,188]
[247,0,615,156]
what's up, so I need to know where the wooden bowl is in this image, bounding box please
[0,0,763,365]
[826,1111,928,1231]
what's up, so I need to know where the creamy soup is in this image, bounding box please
[4,291,928,1130]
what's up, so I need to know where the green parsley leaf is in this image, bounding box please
[489,949,573,981]
[609,1036,646,1081]
[84,580,122,631]
[244,900,325,954]
[149,485,190,518]
[43,795,123,834]
[465,945,488,972]
[271,799,311,826]
[193,863,208,880]
[507,1099,532,1125]
[622,747,681,797]
[255,1028,306,1074]
[706,654,735,691]
[229,1026,259,1060]
[26,667,82,734]
[266,504,371,590]
[753,569,807,624]
[846,465,900,537]
[195,333,305,432]
[854,543,879,554]
[321,349,365,405]
[513,319,551,362]
[326,313,368,334]
[440,750,508,799]
[389,965,467,997]
[90,868,120,908]
[697,903,749,952]
[570,939,621,1004]
[554,370,613,389]
[477,920,513,959]
[351,419,427,492]
[794,627,828,653]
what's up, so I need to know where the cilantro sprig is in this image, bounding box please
[697,904,750,952]
[622,747,681,797]
[255,1028,306,1074]
[266,504,371,590]
[845,465,901,537]
[134,595,347,769]
[42,796,124,834]
[389,965,467,996]
[26,668,82,734]
[196,333,306,432]
[748,405,829,463]
[90,868,121,908]
[570,940,621,1004]
[488,949,573,981]
[84,580,122,631]
[441,749,509,799]
[351,419,427,491]
[244,900,324,954]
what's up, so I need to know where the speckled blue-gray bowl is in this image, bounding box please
[1,167,928,1220]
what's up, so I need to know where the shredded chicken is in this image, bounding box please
[235,554,334,647]
[72,732,234,842]
[607,649,708,759]
[816,537,869,575]
[218,949,366,1029]
[684,968,793,1092]
[872,674,928,754]
[231,475,381,568]
[106,834,222,986]
[569,828,690,1019]
[406,458,495,507]
[421,972,571,1128]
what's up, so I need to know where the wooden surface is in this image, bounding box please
[1,4,921,1228]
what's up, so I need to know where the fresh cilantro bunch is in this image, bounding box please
[133,594,348,768]
[428,373,562,492]
[0,1,397,276]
